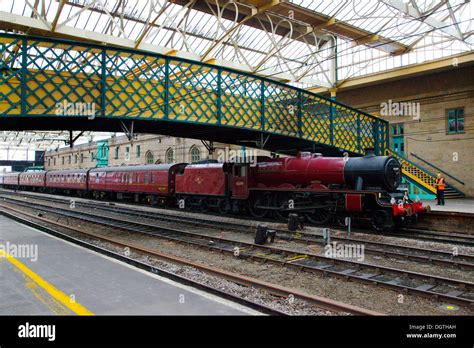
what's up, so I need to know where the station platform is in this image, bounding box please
[422,198,474,215]
[0,214,257,315]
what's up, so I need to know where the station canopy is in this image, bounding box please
[0,0,472,150]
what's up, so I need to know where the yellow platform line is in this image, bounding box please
[0,250,94,316]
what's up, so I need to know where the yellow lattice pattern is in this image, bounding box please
[385,150,437,193]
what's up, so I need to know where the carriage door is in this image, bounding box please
[232,164,249,199]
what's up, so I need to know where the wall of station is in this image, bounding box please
[333,65,474,197]
[44,134,271,170]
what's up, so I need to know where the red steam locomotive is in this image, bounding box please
[0,152,429,232]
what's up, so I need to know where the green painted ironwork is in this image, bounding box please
[0,33,389,155]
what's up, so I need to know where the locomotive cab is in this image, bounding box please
[231,163,250,199]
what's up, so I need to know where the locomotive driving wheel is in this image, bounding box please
[199,198,209,212]
[248,192,271,218]
[335,215,347,227]
[274,192,293,220]
[218,199,230,214]
[372,209,394,233]
[305,208,332,225]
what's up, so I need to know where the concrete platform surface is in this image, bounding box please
[422,198,474,214]
[0,215,258,315]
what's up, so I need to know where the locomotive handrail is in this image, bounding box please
[0,33,389,156]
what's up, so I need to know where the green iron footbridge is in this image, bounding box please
[0,33,389,156]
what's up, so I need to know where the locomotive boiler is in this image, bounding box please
[252,152,401,191]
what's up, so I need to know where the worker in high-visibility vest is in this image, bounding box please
[435,173,446,206]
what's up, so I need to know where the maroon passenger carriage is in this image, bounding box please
[88,164,186,204]
[46,169,88,195]
[1,172,20,188]
[19,171,46,191]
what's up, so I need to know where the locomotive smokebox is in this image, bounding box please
[344,156,401,191]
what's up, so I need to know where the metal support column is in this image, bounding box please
[20,38,27,115]
[100,49,106,118]
[164,58,170,120]
[217,68,222,125]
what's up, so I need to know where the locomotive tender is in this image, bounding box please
[0,152,429,232]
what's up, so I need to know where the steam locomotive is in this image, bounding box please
[0,152,429,232]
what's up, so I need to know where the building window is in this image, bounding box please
[74,155,78,164]
[391,124,404,135]
[136,145,141,158]
[166,148,174,164]
[447,108,464,134]
[62,157,65,165]
[80,154,84,163]
[145,151,154,164]
[48,158,51,167]
[125,147,130,160]
[54,158,56,166]
[115,146,119,159]
[190,146,201,162]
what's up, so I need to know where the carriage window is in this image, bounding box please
[95,173,99,183]
[151,173,155,184]
[145,173,149,185]
[136,174,139,183]
[129,175,133,184]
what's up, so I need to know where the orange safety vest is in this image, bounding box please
[435,177,446,190]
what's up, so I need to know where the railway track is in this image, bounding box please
[2,189,473,247]
[391,228,474,246]
[1,191,473,270]
[0,203,380,316]
[1,196,473,307]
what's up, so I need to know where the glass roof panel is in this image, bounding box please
[0,0,471,88]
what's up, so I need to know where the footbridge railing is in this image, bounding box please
[0,33,389,155]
